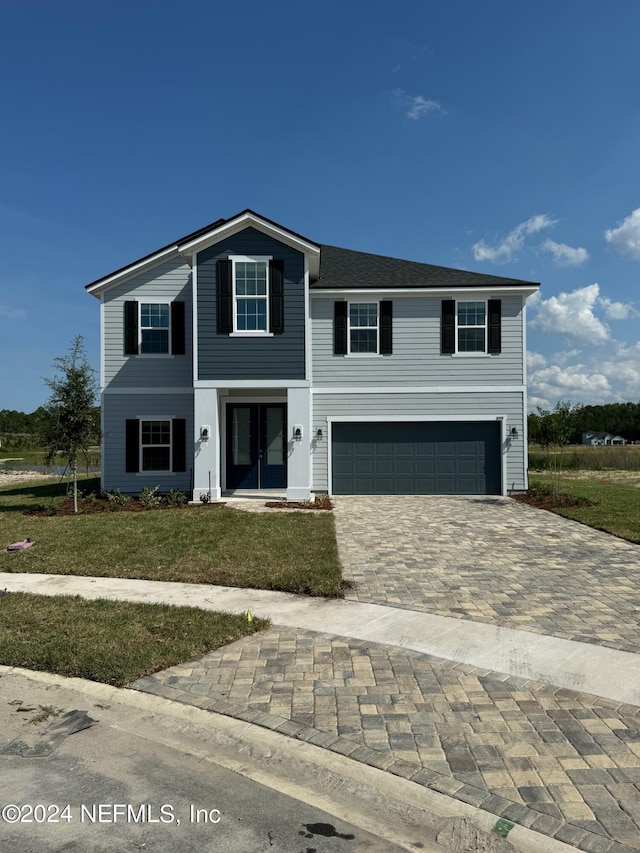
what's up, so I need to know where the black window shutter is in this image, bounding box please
[172,419,186,472]
[441,300,455,354]
[488,299,502,354]
[216,260,233,333]
[125,419,139,472]
[124,301,139,355]
[380,300,393,355]
[171,301,185,355]
[334,301,348,355]
[269,260,285,334]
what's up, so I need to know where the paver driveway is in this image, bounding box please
[334,496,640,654]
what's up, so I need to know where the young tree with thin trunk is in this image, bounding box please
[42,336,98,514]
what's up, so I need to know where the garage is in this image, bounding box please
[331,421,502,495]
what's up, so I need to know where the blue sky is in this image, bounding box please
[2,1,640,412]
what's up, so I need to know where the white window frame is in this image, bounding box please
[229,255,273,337]
[347,301,380,356]
[139,417,173,473]
[137,299,172,357]
[455,299,488,355]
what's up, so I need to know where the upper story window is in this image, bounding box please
[441,298,501,355]
[334,300,393,356]
[234,259,269,332]
[140,303,170,353]
[457,301,486,352]
[349,302,379,353]
[216,257,284,336]
[123,301,185,356]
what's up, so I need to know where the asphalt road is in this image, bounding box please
[0,670,434,853]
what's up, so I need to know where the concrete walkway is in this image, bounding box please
[3,571,640,852]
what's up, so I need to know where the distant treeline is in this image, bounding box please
[528,402,640,444]
[0,407,100,449]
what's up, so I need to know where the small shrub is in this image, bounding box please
[105,489,131,507]
[199,491,211,505]
[138,485,161,510]
[166,489,187,507]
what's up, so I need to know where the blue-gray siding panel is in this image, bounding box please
[102,253,193,389]
[311,293,525,386]
[102,393,194,494]
[197,228,305,380]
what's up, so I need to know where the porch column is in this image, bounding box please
[192,388,221,502]
[286,386,311,501]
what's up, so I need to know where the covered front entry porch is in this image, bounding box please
[192,385,311,502]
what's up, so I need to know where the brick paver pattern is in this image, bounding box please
[335,495,640,654]
[135,628,640,852]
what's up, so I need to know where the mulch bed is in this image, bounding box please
[513,491,598,510]
[24,497,223,517]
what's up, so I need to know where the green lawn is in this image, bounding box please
[0,477,343,597]
[528,472,640,543]
[0,592,268,687]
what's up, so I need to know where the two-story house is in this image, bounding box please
[86,210,539,501]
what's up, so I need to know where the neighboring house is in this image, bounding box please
[86,210,539,500]
[582,431,625,446]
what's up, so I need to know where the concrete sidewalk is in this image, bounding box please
[4,572,640,851]
[3,572,640,706]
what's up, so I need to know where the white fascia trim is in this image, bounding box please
[177,213,321,273]
[327,414,507,423]
[523,298,529,490]
[86,246,178,297]
[99,294,105,392]
[194,380,310,389]
[304,255,311,381]
[312,385,525,394]
[326,414,509,497]
[103,387,194,395]
[311,285,539,297]
[192,251,199,382]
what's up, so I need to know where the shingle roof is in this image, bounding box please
[313,245,538,289]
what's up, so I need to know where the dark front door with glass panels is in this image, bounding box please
[226,404,287,490]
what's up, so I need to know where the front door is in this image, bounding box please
[226,404,287,490]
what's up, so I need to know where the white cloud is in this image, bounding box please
[599,296,636,320]
[605,208,640,259]
[539,239,589,267]
[0,305,26,320]
[391,88,443,119]
[528,363,613,407]
[472,214,557,263]
[527,351,546,370]
[530,283,610,344]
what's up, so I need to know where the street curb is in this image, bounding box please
[0,665,607,853]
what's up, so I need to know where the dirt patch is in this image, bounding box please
[0,471,59,488]
[265,495,333,511]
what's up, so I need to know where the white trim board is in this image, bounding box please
[312,385,525,395]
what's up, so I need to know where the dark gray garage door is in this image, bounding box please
[332,421,501,495]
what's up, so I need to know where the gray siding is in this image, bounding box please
[311,293,524,386]
[311,391,526,493]
[102,392,193,494]
[197,228,305,380]
[103,253,193,388]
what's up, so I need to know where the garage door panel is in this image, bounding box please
[332,421,501,495]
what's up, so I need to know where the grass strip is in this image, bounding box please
[0,592,268,687]
[528,473,640,543]
[0,478,343,597]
